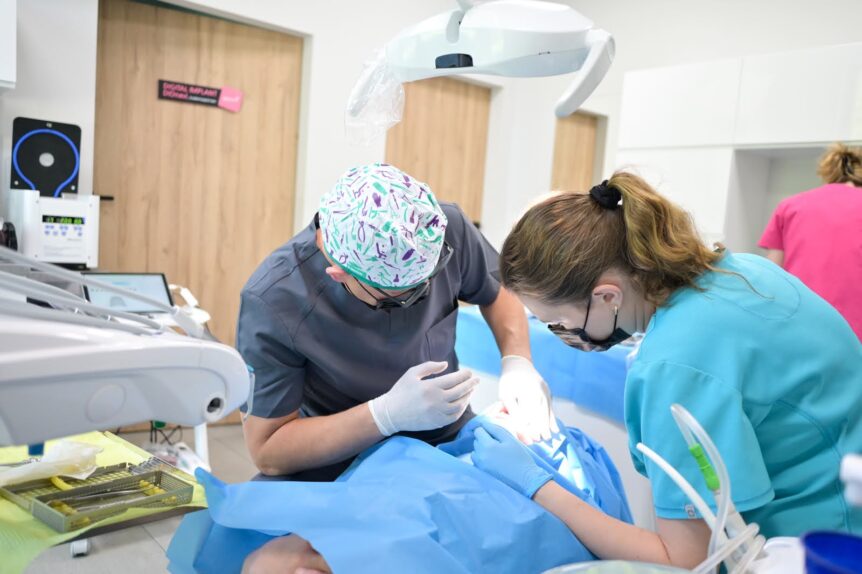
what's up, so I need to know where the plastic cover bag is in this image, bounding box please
[167,416,631,573]
[344,49,405,146]
[0,441,101,487]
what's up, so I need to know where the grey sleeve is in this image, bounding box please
[449,204,501,306]
[236,290,307,418]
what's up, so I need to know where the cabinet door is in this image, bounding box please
[385,77,491,225]
[619,59,741,149]
[735,42,862,145]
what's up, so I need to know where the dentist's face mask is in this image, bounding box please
[547,297,631,352]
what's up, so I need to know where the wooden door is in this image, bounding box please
[551,112,598,192]
[94,0,303,346]
[385,77,491,224]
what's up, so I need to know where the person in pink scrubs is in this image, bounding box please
[759,143,862,340]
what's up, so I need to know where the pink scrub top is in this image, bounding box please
[759,183,862,340]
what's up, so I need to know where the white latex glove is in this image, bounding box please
[369,361,478,436]
[498,355,558,443]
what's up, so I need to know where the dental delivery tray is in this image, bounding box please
[0,461,194,532]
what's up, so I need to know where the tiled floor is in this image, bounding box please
[25,425,258,574]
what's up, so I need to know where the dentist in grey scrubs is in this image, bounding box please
[237,163,554,483]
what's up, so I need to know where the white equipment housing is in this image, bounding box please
[0,247,251,446]
[384,0,614,117]
[6,188,100,268]
[0,316,248,445]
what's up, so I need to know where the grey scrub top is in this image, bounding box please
[237,202,501,445]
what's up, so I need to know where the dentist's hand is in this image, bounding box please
[498,356,558,443]
[472,421,553,498]
[369,361,478,436]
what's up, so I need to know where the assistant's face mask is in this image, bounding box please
[547,297,631,352]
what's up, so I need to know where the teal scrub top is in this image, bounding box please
[625,252,862,537]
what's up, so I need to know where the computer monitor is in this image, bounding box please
[83,272,174,315]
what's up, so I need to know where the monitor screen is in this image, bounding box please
[83,273,173,314]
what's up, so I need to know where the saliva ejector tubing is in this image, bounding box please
[636,404,765,574]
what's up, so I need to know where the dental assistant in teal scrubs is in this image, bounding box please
[470,171,862,570]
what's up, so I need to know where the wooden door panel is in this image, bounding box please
[385,77,491,224]
[552,112,598,193]
[95,0,303,346]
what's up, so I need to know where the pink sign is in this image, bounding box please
[217,86,244,112]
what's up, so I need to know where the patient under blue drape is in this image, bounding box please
[167,416,631,574]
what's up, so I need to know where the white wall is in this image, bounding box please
[762,151,824,230]
[0,0,16,90]
[0,0,99,211]
[723,151,771,253]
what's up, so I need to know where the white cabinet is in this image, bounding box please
[619,42,862,149]
[618,59,741,149]
[734,43,862,145]
[616,42,862,255]
[0,0,15,90]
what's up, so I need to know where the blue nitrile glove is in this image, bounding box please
[471,421,554,498]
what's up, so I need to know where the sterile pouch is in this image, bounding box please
[0,441,102,487]
[344,49,404,146]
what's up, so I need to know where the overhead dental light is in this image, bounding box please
[346,0,615,141]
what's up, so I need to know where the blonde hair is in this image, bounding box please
[500,171,723,307]
[817,143,862,186]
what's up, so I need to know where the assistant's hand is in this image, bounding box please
[498,356,558,442]
[369,361,479,436]
[471,421,553,498]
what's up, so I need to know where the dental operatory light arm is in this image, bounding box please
[0,246,251,446]
[386,0,614,117]
[346,0,615,142]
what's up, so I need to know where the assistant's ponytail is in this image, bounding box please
[500,170,723,306]
[612,172,723,303]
